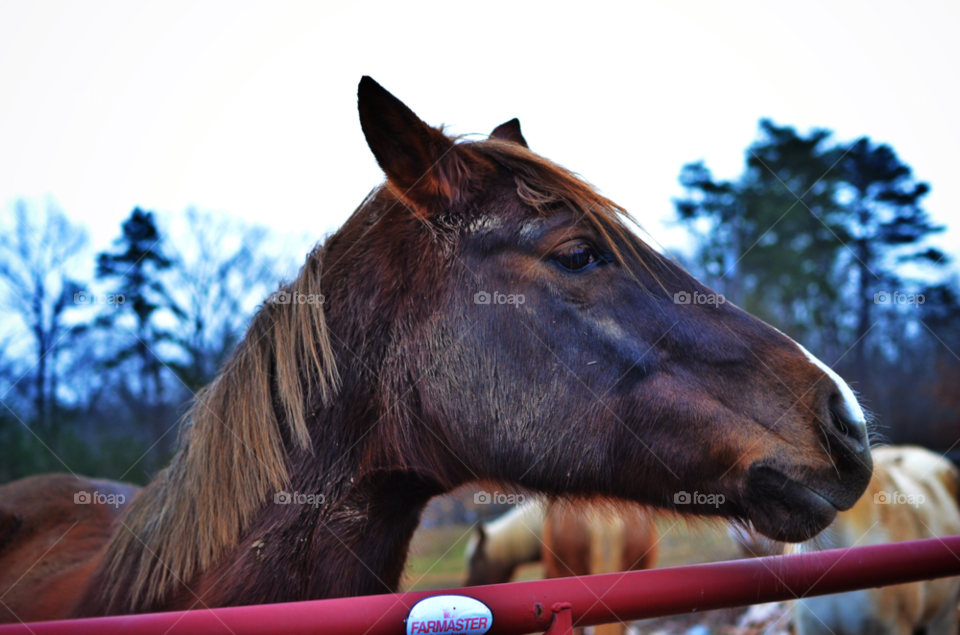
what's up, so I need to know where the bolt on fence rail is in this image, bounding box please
[1,535,958,635]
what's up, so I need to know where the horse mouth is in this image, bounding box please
[743,465,840,543]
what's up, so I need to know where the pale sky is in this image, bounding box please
[1,0,958,271]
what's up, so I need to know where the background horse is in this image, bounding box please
[464,500,658,588]
[0,76,872,622]
[542,502,659,635]
[790,446,960,635]
[0,475,138,622]
[464,499,545,586]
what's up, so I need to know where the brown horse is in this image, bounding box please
[464,499,657,635]
[0,475,138,622]
[0,76,872,623]
[543,503,659,635]
[542,503,658,581]
[463,500,658,588]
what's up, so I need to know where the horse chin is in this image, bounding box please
[742,465,839,543]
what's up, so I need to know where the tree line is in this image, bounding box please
[0,206,300,482]
[675,120,959,449]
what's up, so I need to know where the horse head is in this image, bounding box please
[348,77,872,543]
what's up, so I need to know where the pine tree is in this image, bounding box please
[832,138,946,375]
[676,121,847,352]
[96,208,176,403]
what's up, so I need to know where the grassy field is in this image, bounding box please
[400,515,743,592]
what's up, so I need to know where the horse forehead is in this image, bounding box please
[519,218,545,238]
[467,215,504,234]
[466,213,546,236]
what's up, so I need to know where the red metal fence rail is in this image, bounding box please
[2,535,959,635]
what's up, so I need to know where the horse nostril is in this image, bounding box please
[831,408,848,435]
[829,406,866,450]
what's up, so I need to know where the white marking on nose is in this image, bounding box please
[772,328,867,439]
[794,342,866,424]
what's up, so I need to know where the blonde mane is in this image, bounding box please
[97,243,339,613]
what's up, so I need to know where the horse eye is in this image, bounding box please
[554,243,601,272]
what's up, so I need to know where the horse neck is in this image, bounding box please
[193,467,446,607]
[199,227,471,605]
[80,238,469,613]
[84,409,450,615]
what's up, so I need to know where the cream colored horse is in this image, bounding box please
[791,446,960,635]
[464,499,545,586]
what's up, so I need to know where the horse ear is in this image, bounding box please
[358,76,471,213]
[490,118,528,148]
